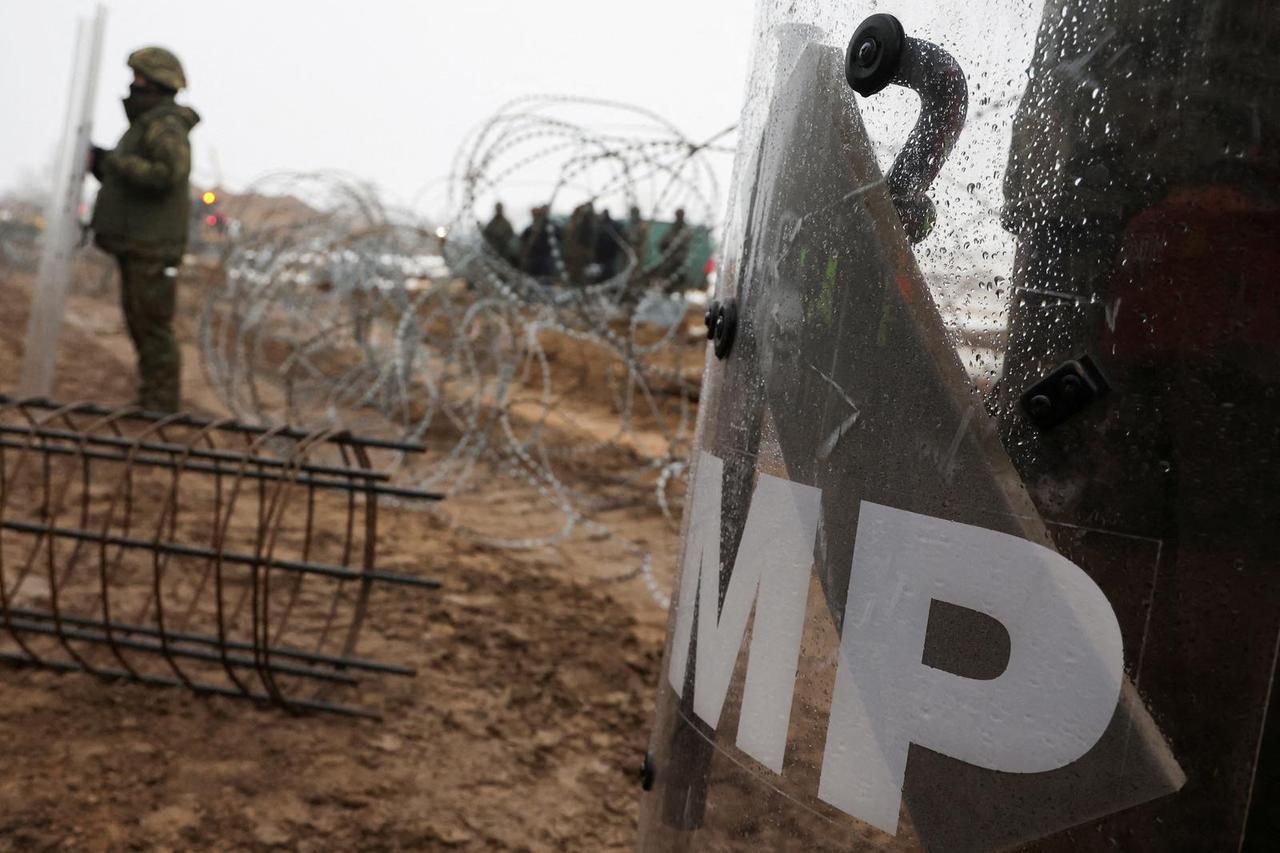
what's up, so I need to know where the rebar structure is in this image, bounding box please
[0,396,441,718]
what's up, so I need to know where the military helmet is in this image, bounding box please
[127,46,186,91]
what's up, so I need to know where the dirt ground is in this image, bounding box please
[0,259,685,852]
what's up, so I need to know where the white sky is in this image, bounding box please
[0,0,755,219]
[2,0,1043,292]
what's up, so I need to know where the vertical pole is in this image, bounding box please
[18,6,107,397]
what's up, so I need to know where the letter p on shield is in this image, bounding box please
[818,502,1125,834]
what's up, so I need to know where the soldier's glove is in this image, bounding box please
[88,145,108,180]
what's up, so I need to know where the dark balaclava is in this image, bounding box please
[123,77,175,122]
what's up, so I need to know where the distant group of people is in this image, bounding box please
[481,200,694,292]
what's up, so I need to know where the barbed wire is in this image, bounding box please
[201,99,734,609]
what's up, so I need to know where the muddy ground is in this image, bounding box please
[0,259,688,852]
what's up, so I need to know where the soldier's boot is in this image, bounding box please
[119,254,181,413]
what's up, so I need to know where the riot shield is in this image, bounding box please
[639,3,1278,851]
[18,5,106,396]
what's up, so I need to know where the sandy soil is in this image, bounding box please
[0,257,687,852]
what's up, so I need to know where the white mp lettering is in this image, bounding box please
[665,455,1125,835]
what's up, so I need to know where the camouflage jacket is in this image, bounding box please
[92,97,200,260]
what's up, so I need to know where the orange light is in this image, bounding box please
[201,191,217,205]
[205,214,218,226]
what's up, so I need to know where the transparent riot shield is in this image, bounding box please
[19,5,106,396]
[639,2,1278,850]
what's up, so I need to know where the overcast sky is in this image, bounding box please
[0,0,754,218]
[2,0,1044,274]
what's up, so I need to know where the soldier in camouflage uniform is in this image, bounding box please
[625,204,649,269]
[518,205,559,279]
[481,201,516,265]
[593,207,622,280]
[89,47,199,413]
[655,207,691,293]
[563,201,596,284]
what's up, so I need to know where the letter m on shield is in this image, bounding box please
[667,451,822,773]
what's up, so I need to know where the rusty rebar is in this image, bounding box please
[0,397,439,718]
